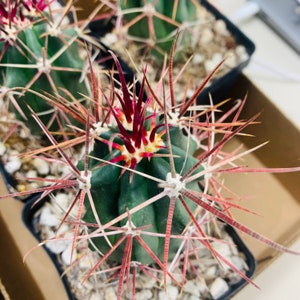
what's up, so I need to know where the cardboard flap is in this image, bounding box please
[0,178,68,300]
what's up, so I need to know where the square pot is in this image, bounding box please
[1,75,299,299]
[87,0,255,105]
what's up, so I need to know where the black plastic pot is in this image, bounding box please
[87,0,255,105]
[22,195,256,300]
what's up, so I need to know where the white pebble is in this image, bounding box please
[19,128,30,139]
[159,286,178,300]
[56,223,70,235]
[205,265,218,278]
[5,156,22,174]
[200,28,214,44]
[183,280,201,297]
[78,254,94,270]
[61,244,77,265]
[44,175,56,186]
[230,255,249,272]
[0,142,6,155]
[204,52,223,73]
[235,45,247,56]
[78,278,94,290]
[104,286,117,300]
[211,52,223,65]
[46,237,69,254]
[212,241,232,257]
[45,227,71,255]
[210,277,229,299]
[136,289,153,300]
[214,19,228,35]
[102,33,118,46]
[60,164,72,177]
[26,170,37,178]
[54,193,70,210]
[224,51,237,68]
[28,182,39,190]
[204,59,216,74]
[32,158,49,175]
[192,53,204,65]
[90,292,102,300]
[39,206,60,227]
[229,242,240,256]
[136,275,157,289]
[197,278,209,295]
[235,45,249,62]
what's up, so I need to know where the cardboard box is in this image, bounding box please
[0,188,68,299]
[223,74,300,274]
[0,74,299,298]
[74,0,115,20]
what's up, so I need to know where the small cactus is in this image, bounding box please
[101,0,253,109]
[83,74,203,264]
[0,0,89,133]
[119,0,198,59]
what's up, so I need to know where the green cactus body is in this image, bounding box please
[83,124,204,264]
[0,7,88,133]
[79,51,205,264]
[120,0,198,59]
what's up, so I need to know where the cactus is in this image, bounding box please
[0,0,89,133]
[118,0,199,59]
[104,0,252,107]
[83,90,203,265]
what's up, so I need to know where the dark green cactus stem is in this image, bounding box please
[83,126,204,265]
[120,0,198,59]
[0,19,88,134]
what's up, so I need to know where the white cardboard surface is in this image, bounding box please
[210,0,300,299]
